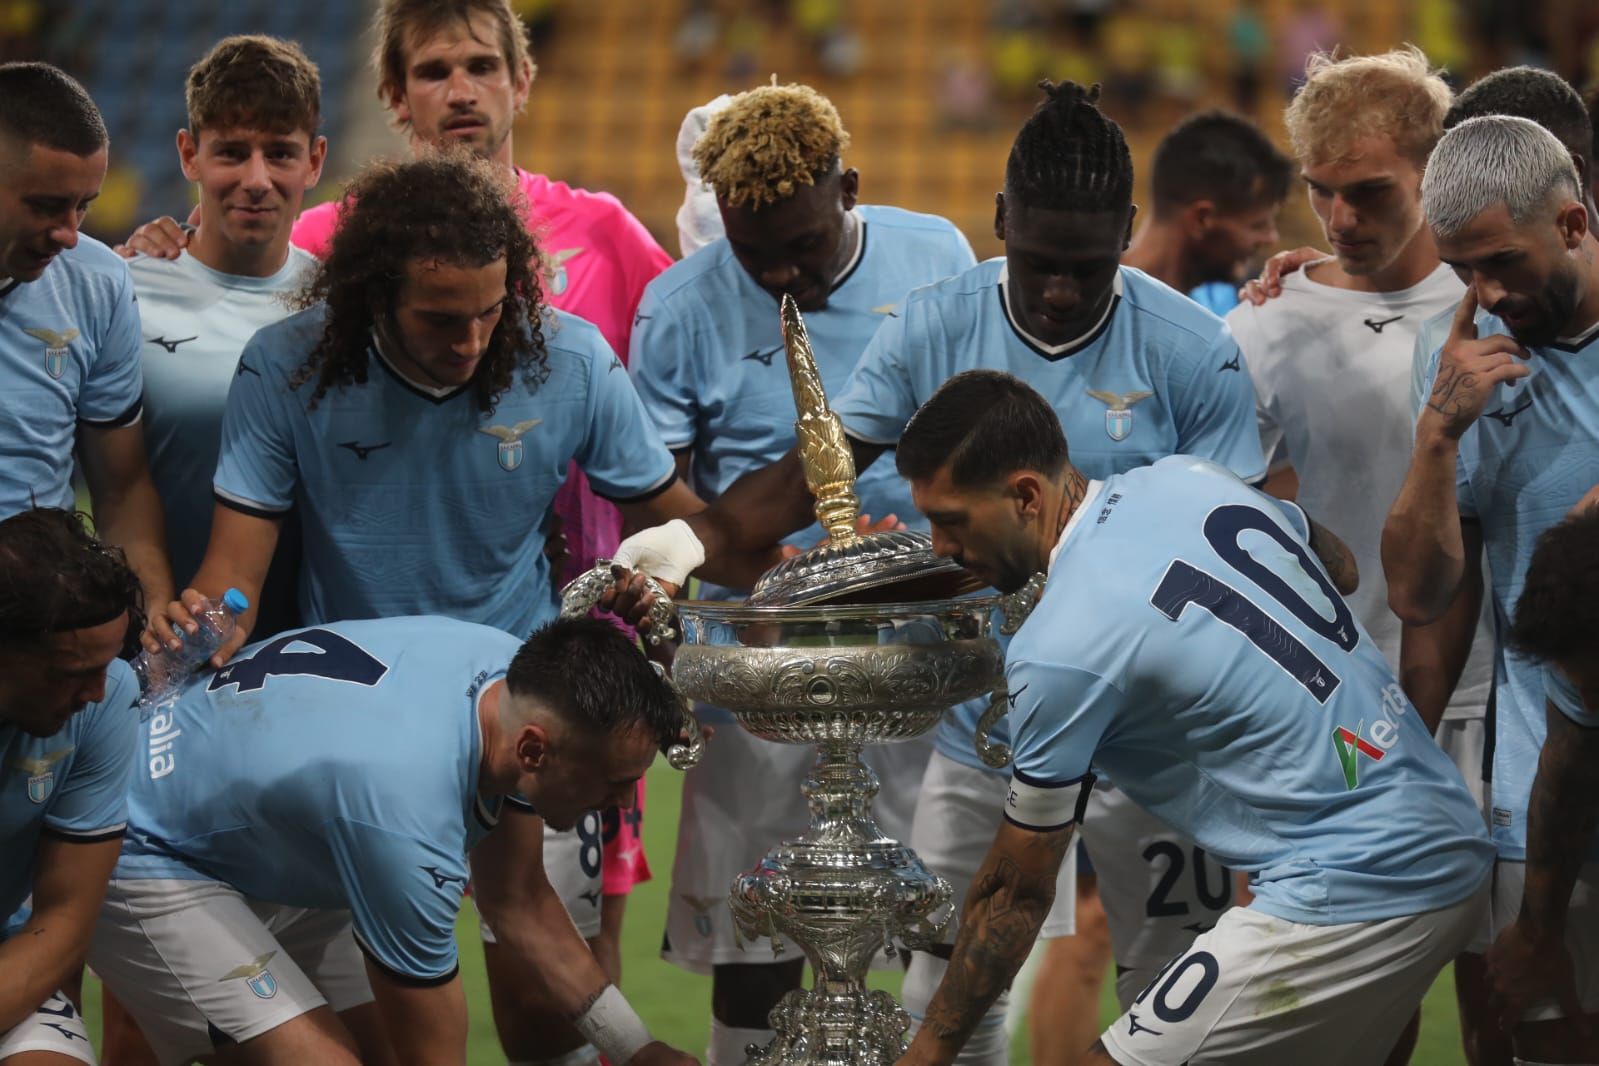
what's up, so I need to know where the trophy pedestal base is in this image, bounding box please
[746,986,911,1066]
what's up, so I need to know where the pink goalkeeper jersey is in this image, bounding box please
[291,167,674,588]
[292,169,672,895]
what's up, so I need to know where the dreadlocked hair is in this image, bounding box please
[292,151,548,413]
[692,80,850,210]
[1005,80,1133,214]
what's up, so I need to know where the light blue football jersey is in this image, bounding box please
[130,248,315,588]
[213,306,676,637]
[1188,280,1240,318]
[1,659,138,933]
[1003,457,1493,923]
[117,617,522,980]
[0,236,143,515]
[834,261,1267,769]
[630,204,975,603]
[1420,315,1599,860]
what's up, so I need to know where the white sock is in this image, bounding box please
[903,952,1011,1066]
[708,1019,775,1066]
[507,1046,601,1066]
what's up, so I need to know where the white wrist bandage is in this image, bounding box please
[612,518,706,587]
[573,985,652,1064]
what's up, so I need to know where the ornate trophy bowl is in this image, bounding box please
[671,597,1001,1065]
[562,295,1012,1065]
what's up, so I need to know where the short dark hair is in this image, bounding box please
[0,62,107,156]
[0,508,143,658]
[187,35,322,139]
[897,370,1068,488]
[1447,66,1593,165]
[1151,110,1293,218]
[506,617,680,753]
[1005,80,1132,216]
[1508,505,1599,665]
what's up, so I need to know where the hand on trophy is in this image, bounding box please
[600,565,679,638]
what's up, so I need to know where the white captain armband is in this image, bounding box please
[573,984,653,1064]
[1004,769,1097,832]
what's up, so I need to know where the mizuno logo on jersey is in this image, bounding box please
[1125,1012,1162,1037]
[742,346,782,367]
[1217,353,1241,373]
[478,419,542,472]
[10,747,72,803]
[146,335,198,353]
[1087,389,1153,442]
[24,327,78,379]
[422,865,467,891]
[1363,315,1403,333]
[219,952,279,999]
[1331,721,1386,789]
[1484,398,1533,427]
[579,889,602,908]
[337,440,392,461]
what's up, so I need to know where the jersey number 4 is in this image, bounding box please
[1150,505,1358,703]
[208,629,391,693]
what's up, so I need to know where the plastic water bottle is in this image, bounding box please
[132,588,249,709]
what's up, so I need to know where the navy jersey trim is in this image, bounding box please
[827,221,869,295]
[843,425,900,449]
[0,278,19,299]
[369,344,470,405]
[502,794,538,814]
[354,933,460,988]
[597,471,678,505]
[79,396,144,429]
[998,283,1121,362]
[1002,812,1078,833]
[42,824,127,845]
[213,488,292,519]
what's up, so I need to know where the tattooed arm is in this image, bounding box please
[1384,287,1527,625]
[1485,698,1599,1026]
[1305,516,1359,596]
[899,821,1075,1066]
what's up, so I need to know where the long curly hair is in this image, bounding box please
[0,508,145,659]
[292,152,549,413]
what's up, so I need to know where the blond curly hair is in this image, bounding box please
[1285,45,1452,166]
[692,81,850,210]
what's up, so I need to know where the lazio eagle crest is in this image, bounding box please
[25,327,79,380]
[545,247,583,297]
[219,951,280,1000]
[10,747,73,803]
[477,419,542,472]
[1086,389,1153,442]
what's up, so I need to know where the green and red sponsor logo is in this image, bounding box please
[1331,721,1386,790]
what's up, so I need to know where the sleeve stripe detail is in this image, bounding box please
[596,470,678,505]
[1005,772,1097,830]
[43,824,126,844]
[213,488,291,518]
[842,425,899,448]
[353,931,459,988]
[80,397,143,429]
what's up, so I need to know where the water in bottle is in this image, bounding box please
[132,588,250,708]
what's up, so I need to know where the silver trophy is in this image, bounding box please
[563,296,1015,1065]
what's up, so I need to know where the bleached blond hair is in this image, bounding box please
[692,81,850,210]
[1422,115,1582,238]
[1285,45,1452,166]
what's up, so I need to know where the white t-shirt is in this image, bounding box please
[1228,262,1494,722]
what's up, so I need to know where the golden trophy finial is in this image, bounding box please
[781,294,860,545]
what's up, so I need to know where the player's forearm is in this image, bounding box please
[1520,705,1599,942]
[903,833,1070,1066]
[1382,430,1468,624]
[367,967,468,1066]
[1397,565,1482,734]
[479,876,613,1018]
[684,447,816,561]
[92,477,174,611]
[0,907,90,1032]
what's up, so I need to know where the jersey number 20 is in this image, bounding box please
[1149,505,1358,704]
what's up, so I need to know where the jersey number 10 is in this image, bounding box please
[1149,504,1359,704]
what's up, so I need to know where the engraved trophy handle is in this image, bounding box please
[974,681,1013,769]
[559,561,704,770]
[559,558,678,645]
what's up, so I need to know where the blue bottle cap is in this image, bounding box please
[222,588,251,614]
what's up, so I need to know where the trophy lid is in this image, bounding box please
[743,296,973,608]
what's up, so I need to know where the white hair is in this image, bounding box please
[1422,114,1582,238]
